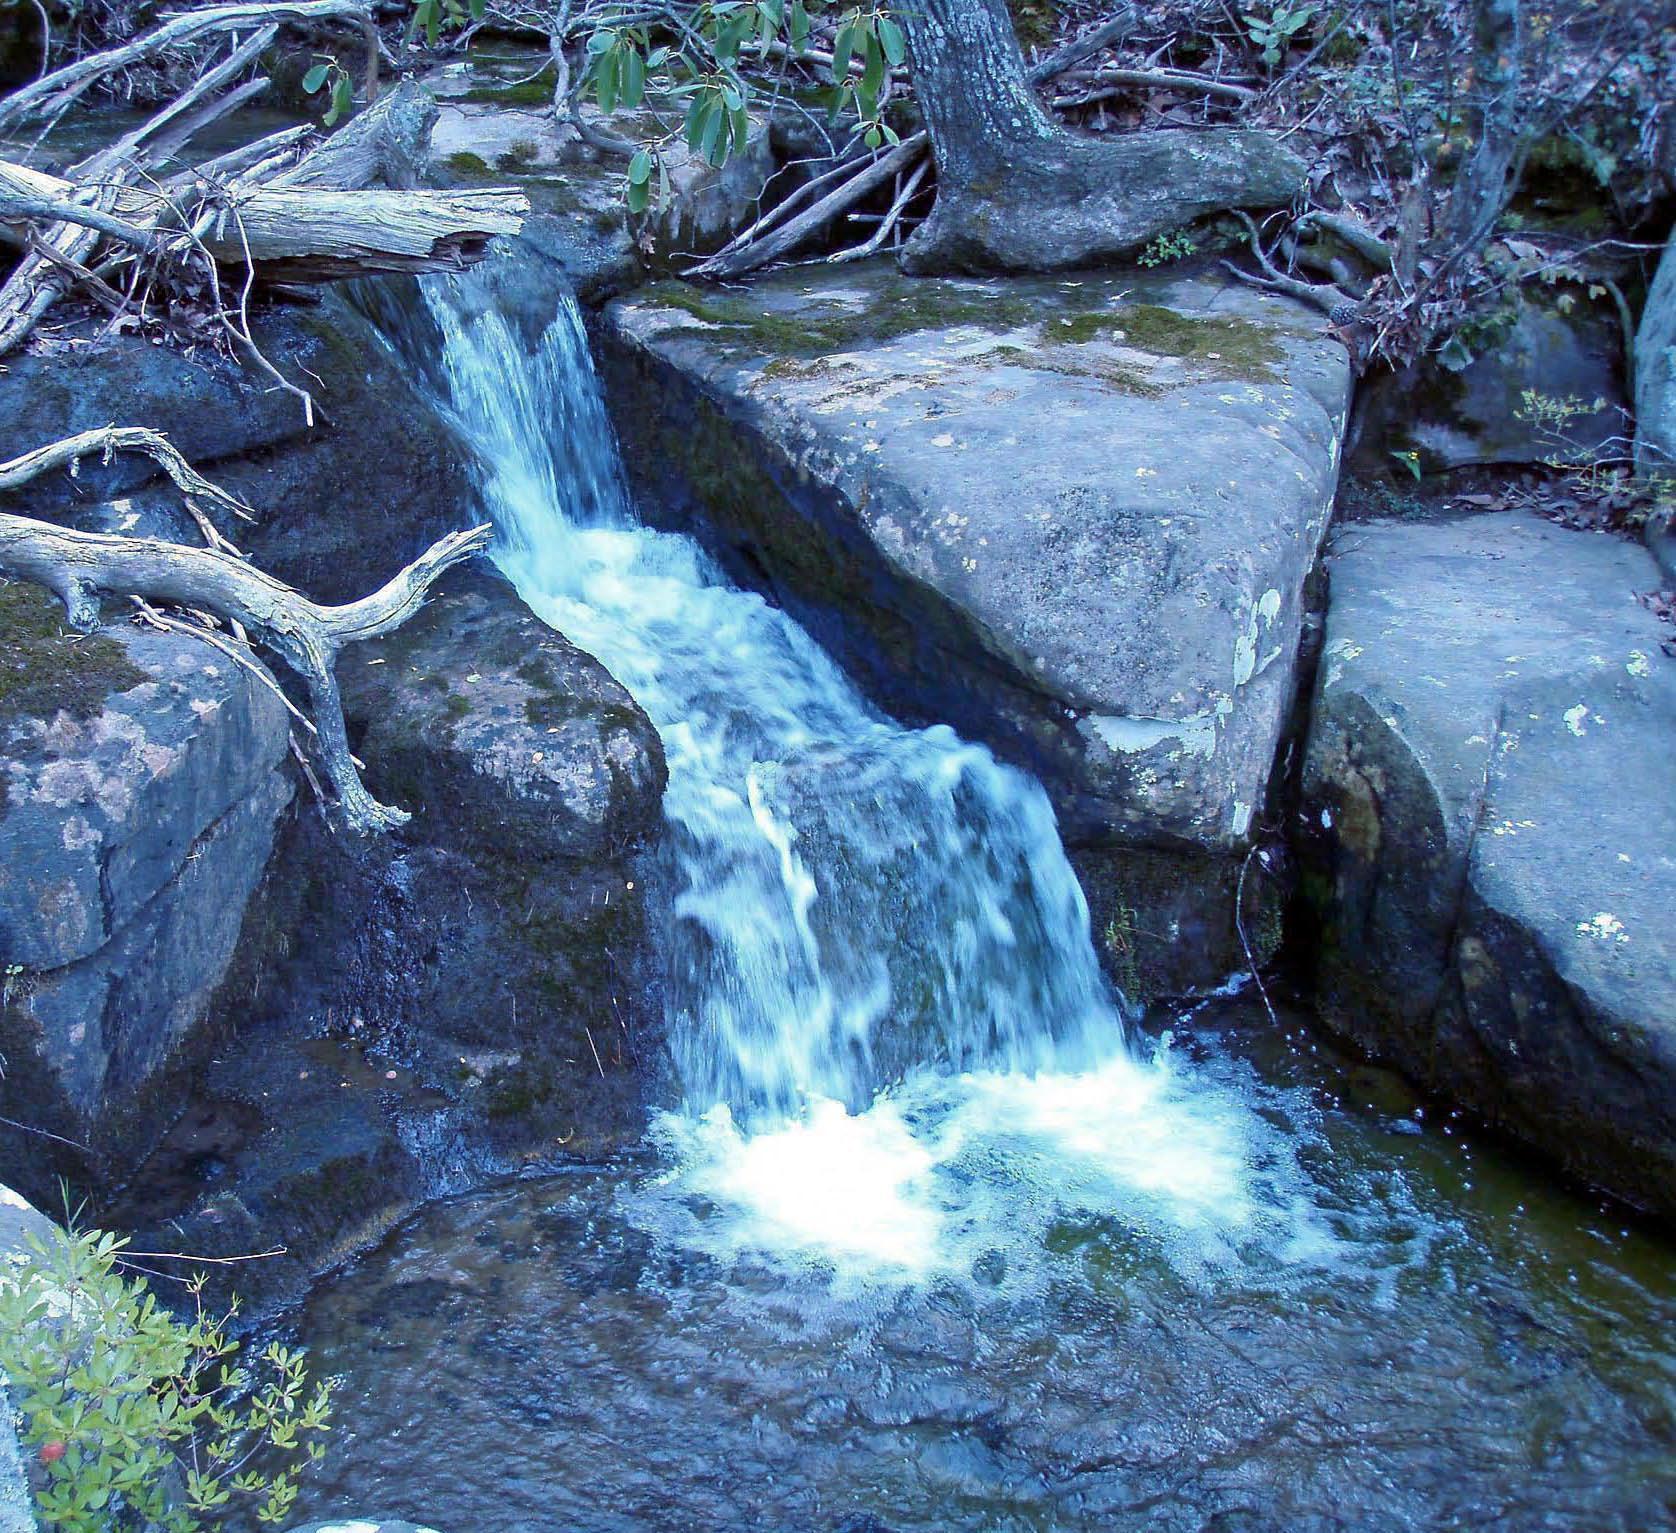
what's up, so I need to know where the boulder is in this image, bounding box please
[103,571,670,1310]
[1635,226,1676,582]
[1636,225,1676,478]
[1350,286,1626,473]
[343,567,666,859]
[597,261,1352,996]
[0,291,477,605]
[0,580,291,1177]
[1300,511,1676,1215]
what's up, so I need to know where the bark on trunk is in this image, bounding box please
[899,0,1305,273]
[1447,0,1524,253]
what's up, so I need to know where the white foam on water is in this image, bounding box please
[397,274,1407,1298]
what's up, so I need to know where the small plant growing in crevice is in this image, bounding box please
[0,1224,333,1532]
[1137,230,1197,268]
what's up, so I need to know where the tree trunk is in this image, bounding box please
[898,0,1305,273]
[1446,0,1524,253]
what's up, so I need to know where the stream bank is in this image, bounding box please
[1,71,1674,1533]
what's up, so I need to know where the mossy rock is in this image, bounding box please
[0,581,145,731]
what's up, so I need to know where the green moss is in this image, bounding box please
[443,694,472,720]
[1057,303,1285,371]
[444,150,494,178]
[495,138,542,171]
[642,281,1043,355]
[643,281,1284,385]
[0,580,146,728]
[460,72,556,108]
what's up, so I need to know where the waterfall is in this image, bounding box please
[386,269,1267,1279]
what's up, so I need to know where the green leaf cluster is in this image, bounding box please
[300,56,356,126]
[576,3,905,214]
[1243,4,1316,68]
[408,0,486,51]
[0,1225,333,1533]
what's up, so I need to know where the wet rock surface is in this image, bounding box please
[0,582,291,1187]
[343,567,666,859]
[598,260,1351,994]
[1300,510,1676,1213]
[104,571,669,1309]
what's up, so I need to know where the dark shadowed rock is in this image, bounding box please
[1636,225,1676,479]
[0,292,476,604]
[598,261,1351,996]
[1300,511,1676,1214]
[104,571,669,1310]
[1350,287,1626,474]
[342,567,666,858]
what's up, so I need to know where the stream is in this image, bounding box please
[282,272,1676,1532]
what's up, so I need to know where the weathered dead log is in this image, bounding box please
[0,429,493,833]
[689,133,926,279]
[275,77,438,191]
[0,151,526,351]
[198,185,529,276]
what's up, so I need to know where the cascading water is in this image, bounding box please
[385,269,1272,1276]
[282,271,1676,1533]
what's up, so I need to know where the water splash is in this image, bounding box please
[395,270,1324,1281]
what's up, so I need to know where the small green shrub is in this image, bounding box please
[0,1225,333,1532]
[1137,230,1197,268]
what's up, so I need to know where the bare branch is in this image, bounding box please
[0,430,493,833]
[0,0,373,133]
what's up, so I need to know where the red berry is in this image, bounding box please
[38,1441,65,1464]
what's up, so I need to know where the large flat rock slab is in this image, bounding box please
[1301,511,1676,1214]
[601,263,1351,854]
[599,262,1350,996]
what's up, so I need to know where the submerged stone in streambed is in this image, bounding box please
[1300,510,1676,1215]
[599,261,1351,993]
[0,583,291,1178]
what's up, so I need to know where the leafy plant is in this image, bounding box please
[0,1224,333,1532]
[300,55,355,127]
[1243,4,1315,69]
[578,2,906,214]
[1138,230,1197,267]
[408,0,485,51]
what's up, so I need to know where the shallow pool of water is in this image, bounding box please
[282,999,1676,1533]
